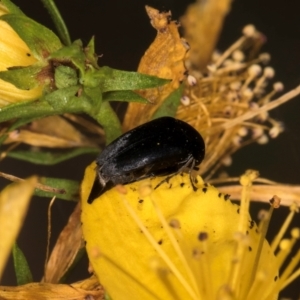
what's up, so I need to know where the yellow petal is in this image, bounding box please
[0,16,42,106]
[81,163,278,300]
[0,177,37,278]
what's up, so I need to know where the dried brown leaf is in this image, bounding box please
[44,203,84,283]
[123,6,187,131]
[0,171,65,194]
[0,276,104,300]
[181,0,233,71]
[0,177,37,279]
[4,116,98,148]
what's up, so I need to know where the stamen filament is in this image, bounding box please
[120,194,199,300]
[271,202,299,252]
[150,195,201,299]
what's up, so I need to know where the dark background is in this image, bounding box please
[1,0,300,298]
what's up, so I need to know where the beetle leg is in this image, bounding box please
[154,155,198,190]
[188,158,198,192]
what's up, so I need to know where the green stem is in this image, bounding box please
[39,0,71,46]
[91,101,122,144]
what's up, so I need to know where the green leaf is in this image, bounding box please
[44,86,90,112]
[7,148,99,165]
[0,63,46,90]
[82,66,170,92]
[0,14,62,60]
[54,65,78,89]
[0,87,91,124]
[12,243,33,285]
[0,99,55,123]
[39,0,71,46]
[91,101,122,144]
[50,40,86,75]
[85,37,98,69]
[103,90,148,103]
[35,177,80,201]
[0,0,24,15]
[152,85,184,119]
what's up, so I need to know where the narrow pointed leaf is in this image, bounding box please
[0,100,55,123]
[103,90,148,103]
[91,101,122,144]
[100,67,170,92]
[34,177,79,202]
[83,66,170,92]
[0,0,24,15]
[7,148,99,165]
[12,243,33,285]
[151,85,183,119]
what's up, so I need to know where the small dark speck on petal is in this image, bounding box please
[218,192,222,198]
[180,183,185,187]
[202,187,207,193]
[249,220,255,229]
[158,239,163,245]
[138,199,144,203]
[224,194,230,200]
[198,232,208,241]
[248,246,252,252]
[237,208,240,214]
[274,275,278,282]
[26,53,31,57]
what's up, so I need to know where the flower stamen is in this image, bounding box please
[119,188,199,300]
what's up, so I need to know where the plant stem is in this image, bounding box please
[40,0,71,46]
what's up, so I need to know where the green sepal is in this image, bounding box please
[12,243,33,285]
[85,37,98,69]
[0,0,24,15]
[44,86,89,111]
[54,65,78,89]
[82,66,170,92]
[0,62,47,90]
[152,84,184,119]
[50,40,86,75]
[0,14,62,60]
[103,90,148,103]
[34,177,80,202]
[7,148,99,165]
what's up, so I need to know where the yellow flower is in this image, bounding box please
[81,163,299,300]
[0,6,43,107]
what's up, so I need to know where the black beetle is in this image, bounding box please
[88,116,205,203]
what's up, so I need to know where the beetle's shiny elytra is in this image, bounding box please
[88,116,205,204]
